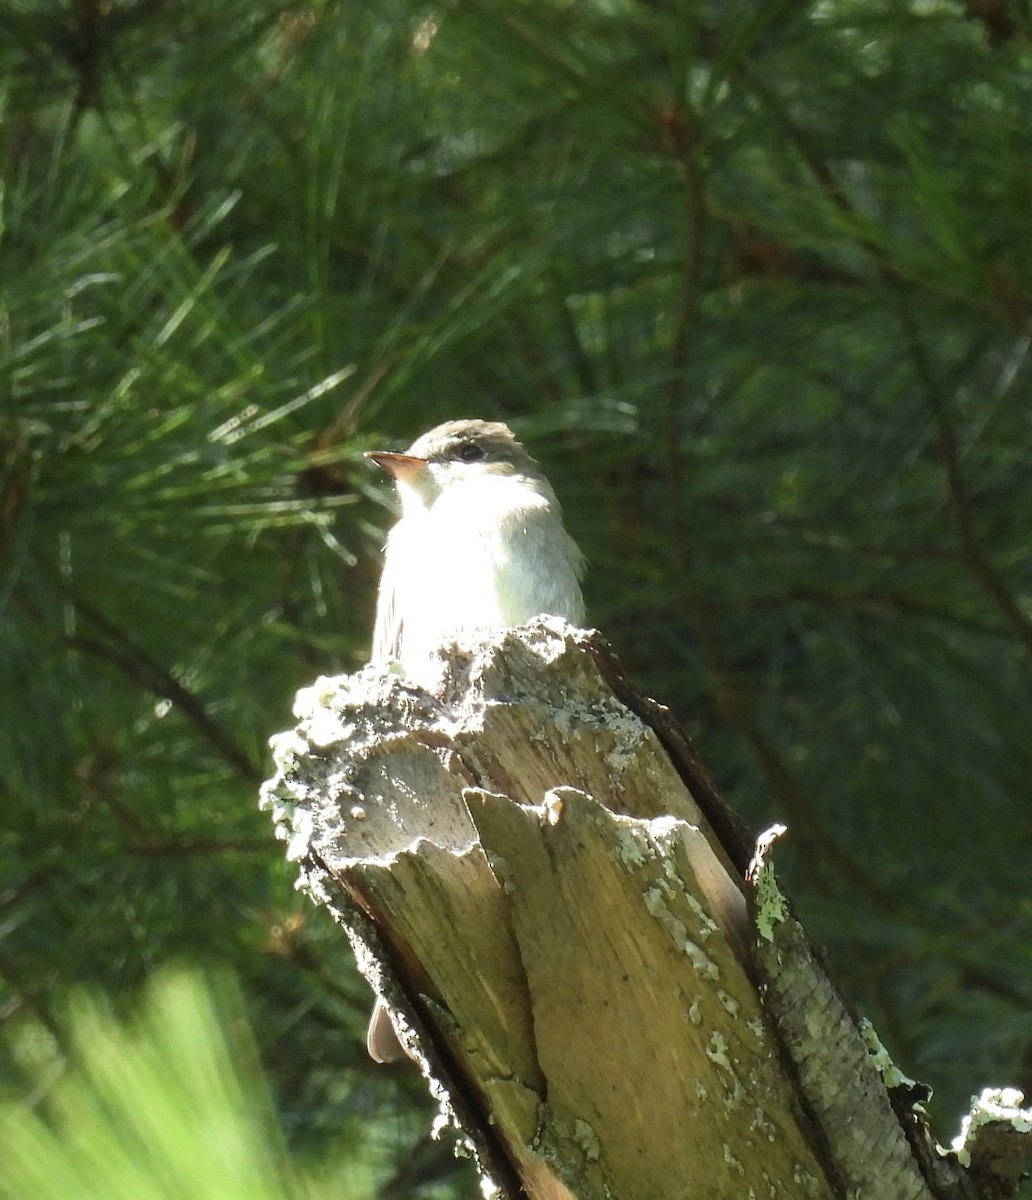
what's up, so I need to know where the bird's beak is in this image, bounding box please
[364,451,428,482]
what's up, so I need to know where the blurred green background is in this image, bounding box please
[2,0,1031,1195]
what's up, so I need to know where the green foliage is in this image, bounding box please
[2,0,1031,1191]
[0,967,377,1200]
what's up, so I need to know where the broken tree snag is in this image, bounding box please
[259,619,1029,1200]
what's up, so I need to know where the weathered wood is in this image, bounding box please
[260,618,1030,1200]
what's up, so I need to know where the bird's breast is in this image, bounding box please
[386,476,582,669]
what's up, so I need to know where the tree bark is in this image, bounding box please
[261,618,1032,1200]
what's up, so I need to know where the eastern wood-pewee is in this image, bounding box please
[366,417,586,676]
[362,417,586,1060]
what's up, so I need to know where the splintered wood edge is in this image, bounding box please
[464,787,836,1200]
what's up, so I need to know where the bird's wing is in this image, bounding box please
[499,497,586,624]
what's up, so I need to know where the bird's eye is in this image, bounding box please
[457,442,486,463]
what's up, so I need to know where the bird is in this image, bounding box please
[362,417,586,1061]
[365,418,586,677]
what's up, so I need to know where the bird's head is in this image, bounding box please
[365,419,543,509]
